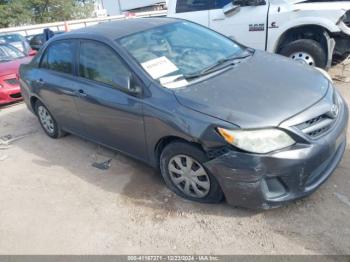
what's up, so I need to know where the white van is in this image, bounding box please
[167,0,350,69]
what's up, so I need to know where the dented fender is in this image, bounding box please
[267,1,350,53]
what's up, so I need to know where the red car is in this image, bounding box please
[0,43,33,105]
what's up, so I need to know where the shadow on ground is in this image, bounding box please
[2,91,350,253]
[14,121,259,218]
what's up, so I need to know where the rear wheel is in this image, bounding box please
[160,142,224,203]
[279,39,327,69]
[35,100,66,138]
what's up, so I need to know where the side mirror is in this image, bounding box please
[223,2,240,15]
[112,75,142,96]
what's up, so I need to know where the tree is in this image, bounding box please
[0,0,94,28]
[0,0,31,28]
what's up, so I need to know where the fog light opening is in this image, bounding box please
[262,177,287,199]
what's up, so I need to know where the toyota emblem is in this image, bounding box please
[330,104,339,118]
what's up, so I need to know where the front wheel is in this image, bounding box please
[160,142,224,203]
[278,39,327,69]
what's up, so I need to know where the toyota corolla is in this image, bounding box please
[19,18,348,209]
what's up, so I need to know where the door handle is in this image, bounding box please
[35,78,45,85]
[76,89,87,97]
[212,17,225,21]
[61,89,76,96]
[212,12,226,21]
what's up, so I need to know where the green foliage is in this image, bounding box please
[0,0,94,28]
[0,0,31,28]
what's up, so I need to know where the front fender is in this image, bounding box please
[267,6,346,52]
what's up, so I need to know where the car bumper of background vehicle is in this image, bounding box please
[0,85,22,105]
[333,33,350,59]
[205,102,348,210]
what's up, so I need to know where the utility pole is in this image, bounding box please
[116,0,122,14]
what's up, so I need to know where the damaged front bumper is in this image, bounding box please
[333,20,350,59]
[205,99,348,210]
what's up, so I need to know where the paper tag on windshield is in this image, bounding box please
[141,56,178,79]
[159,75,183,84]
[163,80,189,89]
[159,74,189,89]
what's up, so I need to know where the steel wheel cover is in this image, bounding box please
[38,106,55,134]
[290,52,315,66]
[168,155,210,198]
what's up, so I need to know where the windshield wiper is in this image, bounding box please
[184,52,252,80]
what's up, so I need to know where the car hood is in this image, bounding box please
[0,56,32,77]
[287,0,350,6]
[270,0,350,20]
[173,51,330,128]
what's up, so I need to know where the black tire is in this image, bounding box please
[35,100,66,139]
[279,39,327,69]
[160,141,224,203]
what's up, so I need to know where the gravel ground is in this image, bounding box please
[0,61,349,255]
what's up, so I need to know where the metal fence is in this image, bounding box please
[0,10,167,37]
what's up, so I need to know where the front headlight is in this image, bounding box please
[217,128,295,154]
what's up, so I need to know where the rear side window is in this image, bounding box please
[79,40,130,88]
[176,0,214,13]
[41,40,75,74]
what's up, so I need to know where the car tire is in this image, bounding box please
[160,141,224,203]
[35,100,66,138]
[279,39,327,69]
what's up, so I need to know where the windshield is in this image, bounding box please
[118,21,244,87]
[0,44,25,62]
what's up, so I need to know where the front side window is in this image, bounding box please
[41,40,75,74]
[214,0,232,8]
[79,40,130,88]
[118,21,244,86]
[176,0,214,13]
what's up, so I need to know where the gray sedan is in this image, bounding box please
[19,18,348,209]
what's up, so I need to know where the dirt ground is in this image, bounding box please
[0,61,350,255]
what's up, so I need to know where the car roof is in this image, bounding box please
[56,17,178,41]
[0,33,22,36]
[0,43,13,47]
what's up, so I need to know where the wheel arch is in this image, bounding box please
[274,24,330,53]
[30,95,41,112]
[154,135,205,169]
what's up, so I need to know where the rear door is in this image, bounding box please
[168,0,212,27]
[34,39,83,133]
[73,40,147,161]
[209,0,269,49]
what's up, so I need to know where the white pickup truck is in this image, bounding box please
[167,0,350,69]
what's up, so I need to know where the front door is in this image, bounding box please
[209,0,269,50]
[168,0,211,27]
[73,40,147,161]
